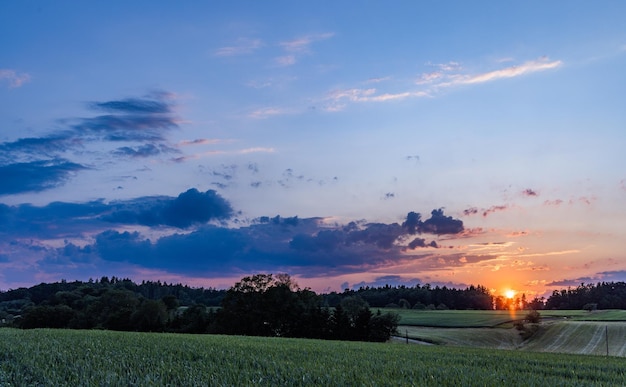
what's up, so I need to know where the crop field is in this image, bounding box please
[570,310,626,321]
[522,321,626,356]
[1,329,626,386]
[394,309,626,358]
[390,309,522,327]
[389,309,619,328]
[398,326,522,349]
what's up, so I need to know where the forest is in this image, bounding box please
[1,276,625,341]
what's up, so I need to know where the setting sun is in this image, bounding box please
[505,290,516,299]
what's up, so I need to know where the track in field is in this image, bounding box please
[522,321,626,356]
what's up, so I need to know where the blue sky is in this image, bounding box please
[1,1,625,296]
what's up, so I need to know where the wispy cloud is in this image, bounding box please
[214,38,263,57]
[0,159,87,194]
[323,88,427,111]
[177,139,225,147]
[279,32,334,52]
[0,69,31,88]
[322,57,560,113]
[249,107,288,119]
[274,32,334,66]
[275,55,296,67]
[0,92,180,194]
[463,205,510,218]
[440,57,563,87]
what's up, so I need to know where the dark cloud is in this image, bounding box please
[463,205,508,217]
[420,209,464,235]
[78,95,177,142]
[1,192,466,281]
[522,189,538,197]
[290,230,345,253]
[95,230,152,263]
[402,211,422,234]
[0,92,179,194]
[0,159,87,194]
[0,135,78,162]
[0,188,231,238]
[346,223,403,249]
[72,113,177,142]
[406,238,438,249]
[546,277,596,287]
[112,144,179,158]
[595,270,626,282]
[90,98,171,114]
[104,188,233,228]
[463,207,478,216]
[405,155,420,163]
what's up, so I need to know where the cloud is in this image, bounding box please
[279,33,334,52]
[420,209,464,235]
[0,159,87,195]
[1,192,468,282]
[113,144,179,158]
[103,188,233,228]
[214,38,263,57]
[365,76,391,84]
[275,55,297,66]
[0,135,78,163]
[0,69,31,88]
[273,32,334,67]
[0,188,232,240]
[249,107,287,119]
[90,98,171,114]
[546,277,596,287]
[522,189,538,197]
[465,58,562,83]
[0,92,181,193]
[177,139,224,147]
[324,88,427,110]
[406,238,439,250]
[442,57,562,87]
[463,205,509,218]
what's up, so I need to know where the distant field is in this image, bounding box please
[522,321,626,356]
[393,309,626,357]
[397,325,522,349]
[388,308,626,328]
[1,329,626,386]
[389,309,520,327]
[569,310,626,321]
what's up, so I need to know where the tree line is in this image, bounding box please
[2,277,625,338]
[544,282,626,310]
[0,274,398,342]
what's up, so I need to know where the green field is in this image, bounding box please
[389,308,623,328]
[1,328,626,386]
[392,309,626,357]
[522,321,626,356]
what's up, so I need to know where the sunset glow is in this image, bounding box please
[0,2,625,297]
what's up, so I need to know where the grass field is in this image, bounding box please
[388,308,625,328]
[397,326,522,349]
[522,321,626,356]
[392,309,626,357]
[1,328,626,386]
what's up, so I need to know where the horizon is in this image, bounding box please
[1,2,625,299]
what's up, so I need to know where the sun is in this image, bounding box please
[505,289,516,299]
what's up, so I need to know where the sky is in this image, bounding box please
[1,1,625,298]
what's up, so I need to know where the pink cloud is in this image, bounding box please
[522,188,538,197]
[0,69,31,88]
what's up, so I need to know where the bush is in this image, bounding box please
[525,310,541,324]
